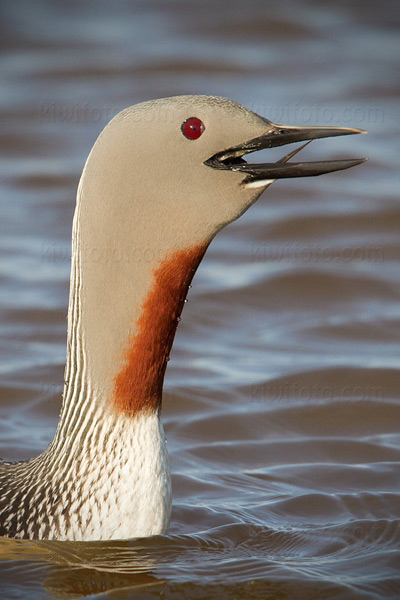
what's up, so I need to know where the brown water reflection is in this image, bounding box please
[3,523,397,599]
[1,0,399,598]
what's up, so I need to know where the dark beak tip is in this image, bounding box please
[343,127,367,135]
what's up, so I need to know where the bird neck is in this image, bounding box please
[111,244,208,415]
[57,186,208,439]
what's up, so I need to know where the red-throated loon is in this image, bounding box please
[0,95,367,540]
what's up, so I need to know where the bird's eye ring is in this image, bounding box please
[181,117,205,140]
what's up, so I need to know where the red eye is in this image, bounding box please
[181,117,205,140]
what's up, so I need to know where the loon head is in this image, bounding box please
[84,95,366,246]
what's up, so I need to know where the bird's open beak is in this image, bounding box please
[204,122,367,182]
